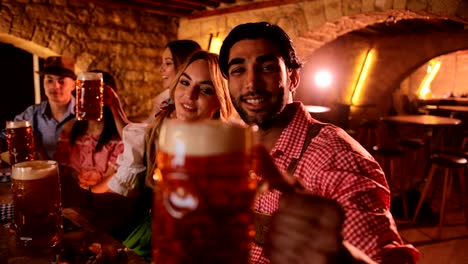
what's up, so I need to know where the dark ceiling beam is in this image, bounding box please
[187,0,301,19]
[134,0,205,11]
[350,18,467,38]
[173,0,222,8]
[88,0,192,16]
[208,0,237,3]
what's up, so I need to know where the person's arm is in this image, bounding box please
[324,150,419,264]
[13,105,33,122]
[267,191,377,264]
[104,85,131,138]
[91,140,124,193]
[144,89,170,123]
[90,171,113,193]
[13,104,49,160]
[85,167,116,193]
[253,145,378,264]
[54,122,74,165]
[92,123,148,196]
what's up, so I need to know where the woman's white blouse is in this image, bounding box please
[107,123,148,196]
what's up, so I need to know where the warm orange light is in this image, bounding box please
[208,33,222,54]
[351,49,375,105]
[314,70,333,88]
[417,59,441,99]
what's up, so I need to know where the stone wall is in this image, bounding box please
[2,0,467,120]
[0,0,179,120]
[179,0,466,58]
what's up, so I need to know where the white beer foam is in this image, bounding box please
[159,119,250,157]
[6,120,31,129]
[12,160,57,180]
[77,72,102,81]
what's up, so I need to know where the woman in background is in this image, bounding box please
[55,70,125,190]
[55,70,136,240]
[145,39,201,122]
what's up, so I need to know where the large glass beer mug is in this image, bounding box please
[153,119,256,263]
[76,72,104,121]
[6,120,35,165]
[11,160,63,249]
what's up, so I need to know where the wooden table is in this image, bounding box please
[436,105,468,113]
[423,105,468,116]
[305,105,331,123]
[417,97,468,106]
[0,167,149,263]
[304,105,331,114]
[382,114,461,149]
[0,207,147,263]
[382,115,461,127]
[382,115,462,192]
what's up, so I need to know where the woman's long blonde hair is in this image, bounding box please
[144,50,236,187]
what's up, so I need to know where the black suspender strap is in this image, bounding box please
[254,123,324,246]
[286,123,324,175]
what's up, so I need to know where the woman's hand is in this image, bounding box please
[78,170,103,189]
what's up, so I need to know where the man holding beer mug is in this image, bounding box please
[14,56,76,159]
[219,22,419,264]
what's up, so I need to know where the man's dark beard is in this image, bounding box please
[231,89,285,129]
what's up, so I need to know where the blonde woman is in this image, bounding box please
[91,51,237,258]
[143,50,236,188]
[145,40,202,122]
[93,50,236,196]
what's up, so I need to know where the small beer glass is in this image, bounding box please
[11,160,63,249]
[76,72,104,121]
[153,119,256,263]
[6,120,35,165]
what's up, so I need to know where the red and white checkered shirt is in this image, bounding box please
[250,103,419,263]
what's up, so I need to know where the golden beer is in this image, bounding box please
[76,72,104,121]
[11,160,62,249]
[153,120,256,264]
[6,120,35,165]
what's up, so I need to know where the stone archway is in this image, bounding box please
[179,0,468,119]
[179,0,468,56]
[0,33,57,58]
[298,25,468,119]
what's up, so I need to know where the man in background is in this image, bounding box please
[15,56,76,159]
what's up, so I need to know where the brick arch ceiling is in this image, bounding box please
[295,9,467,60]
[290,3,468,116]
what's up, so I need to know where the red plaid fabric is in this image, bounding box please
[250,103,419,263]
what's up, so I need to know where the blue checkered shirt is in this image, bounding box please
[14,97,76,159]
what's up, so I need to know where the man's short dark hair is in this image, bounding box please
[219,22,302,78]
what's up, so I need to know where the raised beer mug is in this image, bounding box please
[153,119,256,263]
[6,120,35,165]
[11,160,63,249]
[76,72,104,121]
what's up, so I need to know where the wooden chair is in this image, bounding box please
[412,153,468,238]
[372,145,407,218]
